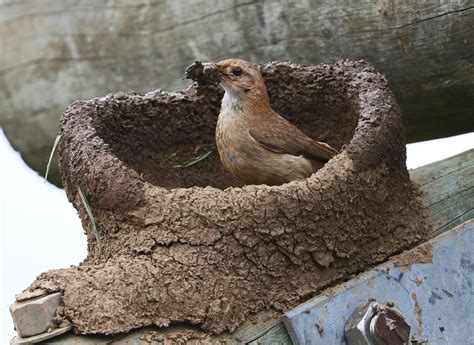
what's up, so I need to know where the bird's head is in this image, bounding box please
[215,59,269,107]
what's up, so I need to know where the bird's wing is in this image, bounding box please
[248,113,338,162]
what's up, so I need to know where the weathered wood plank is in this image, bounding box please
[227,310,283,345]
[410,149,473,186]
[410,149,474,237]
[248,322,292,345]
[1,1,473,183]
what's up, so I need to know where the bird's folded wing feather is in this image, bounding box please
[248,114,337,162]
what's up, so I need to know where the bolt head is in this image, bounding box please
[9,292,62,338]
[345,302,411,345]
[370,306,410,345]
[345,302,377,345]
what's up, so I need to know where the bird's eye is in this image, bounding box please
[232,67,242,76]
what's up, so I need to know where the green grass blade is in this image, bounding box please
[44,134,61,183]
[77,185,101,251]
[173,150,212,168]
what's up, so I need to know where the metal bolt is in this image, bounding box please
[11,324,72,345]
[9,292,63,338]
[345,302,411,345]
[370,305,410,345]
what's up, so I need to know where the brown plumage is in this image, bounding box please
[214,58,337,186]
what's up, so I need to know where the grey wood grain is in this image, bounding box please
[410,149,474,237]
[248,322,292,345]
[1,1,472,183]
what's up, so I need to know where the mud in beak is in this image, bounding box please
[205,64,225,81]
[184,61,221,86]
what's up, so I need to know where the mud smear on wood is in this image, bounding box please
[28,60,429,336]
[394,241,433,272]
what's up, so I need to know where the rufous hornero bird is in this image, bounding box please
[185,59,338,186]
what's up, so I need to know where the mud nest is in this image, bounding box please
[29,60,428,335]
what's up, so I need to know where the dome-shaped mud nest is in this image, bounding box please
[29,60,428,335]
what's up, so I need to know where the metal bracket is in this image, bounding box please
[283,220,473,344]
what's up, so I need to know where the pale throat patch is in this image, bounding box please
[221,86,242,112]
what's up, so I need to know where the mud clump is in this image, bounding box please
[184,60,221,87]
[28,60,429,336]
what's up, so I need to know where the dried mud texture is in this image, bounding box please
[29,60,429,336]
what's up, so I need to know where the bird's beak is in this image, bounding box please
[212,65,226,80]
[217,70,226,79]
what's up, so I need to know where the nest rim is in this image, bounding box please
[58,59,404,211]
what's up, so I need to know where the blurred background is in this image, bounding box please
[1,0,472,185]
[0,0,473,342]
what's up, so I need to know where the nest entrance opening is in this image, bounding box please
[94,71,358,190]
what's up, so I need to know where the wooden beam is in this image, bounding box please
[410,149,474,238]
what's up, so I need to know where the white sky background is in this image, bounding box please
[0,129,473,343]
[0,129,86,342]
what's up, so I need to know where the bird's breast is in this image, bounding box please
[216,111,255,175]
[216,112,316,185]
